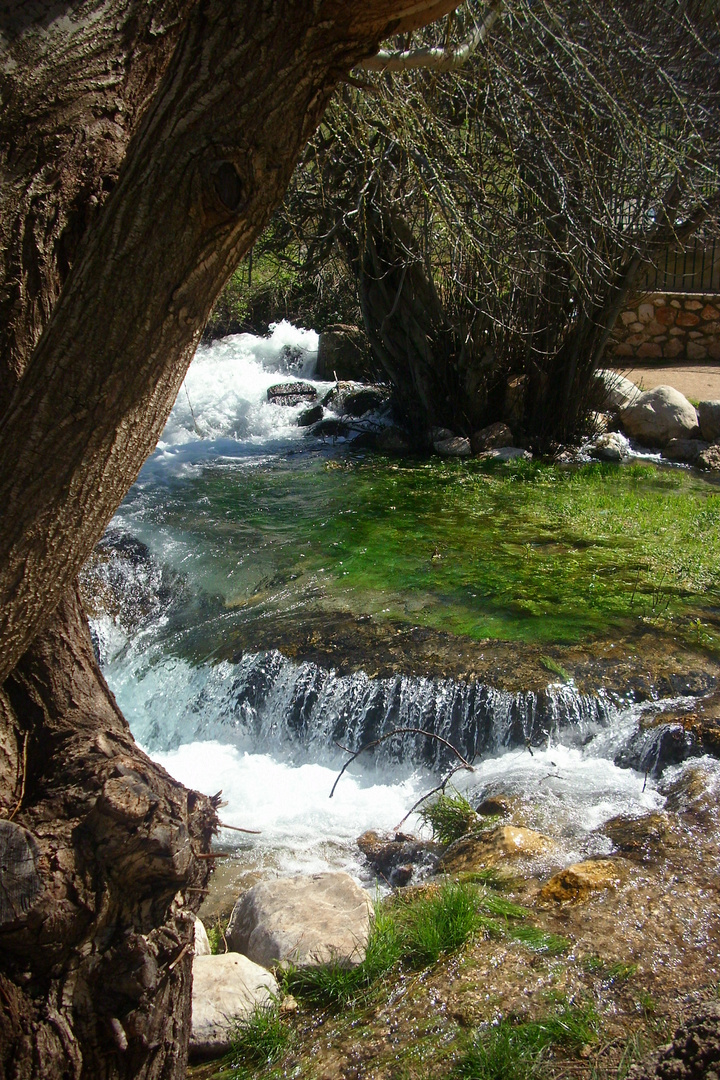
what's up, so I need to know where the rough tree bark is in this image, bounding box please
[0,2,459,1077]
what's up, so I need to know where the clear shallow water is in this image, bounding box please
[89,323,717,884]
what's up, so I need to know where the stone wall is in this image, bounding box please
[607,293,720,363]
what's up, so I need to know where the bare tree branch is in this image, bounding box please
[329,727,474,798]
[358,0,504,71]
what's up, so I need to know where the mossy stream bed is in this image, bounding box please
[112,455,720,689]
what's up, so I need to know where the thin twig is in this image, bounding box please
[217,821,262,834]
[330,727,474,799]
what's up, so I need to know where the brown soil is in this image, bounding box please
[611,362,720,402]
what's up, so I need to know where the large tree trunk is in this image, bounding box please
[0,584,217,1080]
[0,2,459,1076]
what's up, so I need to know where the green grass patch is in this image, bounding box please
[455,1001,599,1079]
[505,925,570,955]
[418,792,479,845]
[397,880,486,968]
[228,1003,292,1076]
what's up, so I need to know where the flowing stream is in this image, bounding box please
[86,324,719,890]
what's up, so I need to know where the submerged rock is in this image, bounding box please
[537,859,625,905]
[268,381,318,407]
[190,953,277,1058]
[437,825,555,874]
[226,872,372,969]
[357,830,441,886]
[614,722,698,777]
[470,422,514,455]
[475,794,513,818]
[602,812,670,862]
[697,399,720,443]
[309,417,350,439]
[620,385,699,447]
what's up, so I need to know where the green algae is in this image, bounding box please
[123,456,720,655]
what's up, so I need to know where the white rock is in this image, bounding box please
[194,917,211,956]
[226,872,373,970]
[434,436,471,458]
[595,370,641,410]
[190,953,278,1058]
[620,385,699,447]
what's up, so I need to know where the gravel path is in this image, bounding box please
[611,363,720,401]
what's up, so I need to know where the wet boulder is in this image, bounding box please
[697,400,720,443]
[341,386,389,417]
[267,382,317,407]
[190,953,277,1058]
[470,422,514,455]
[602,812,670,862]
[297,403,323,427]
[376,426,411,454]
[475,794,514,819]
[308,417,350,439]
[226,872,372,969]
[662,438,708,464]
[614,722,699,777]
[619,385,699,447]
[357,830,441,886]
[537,859,625,905]
[590,432,630,462]
[437,825,555,874]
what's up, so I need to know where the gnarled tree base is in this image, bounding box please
[0,584,216,1080]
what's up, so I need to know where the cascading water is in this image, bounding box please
[86,322,715,885]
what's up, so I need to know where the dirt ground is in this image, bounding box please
[611,361,720,401]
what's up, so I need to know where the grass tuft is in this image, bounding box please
[455,1001,598,1079]
[506,924,570,955]
[229,1002,291,1076]
[397,880,484,967]
[418,791,479,845]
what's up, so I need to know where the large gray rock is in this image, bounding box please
[227,872,372,970]
[662,438,708,464]
[434,436,471,458]
[620,385,699,447]
[190,953,277,1059]
[698,400,720,443]
[478,446,531,462]
[470,422,513,455]
[595,370,641,409]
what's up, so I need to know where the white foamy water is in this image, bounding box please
[150,741,423,882]
[138,322,329,479]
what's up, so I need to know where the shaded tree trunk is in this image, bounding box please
[0,1,459,1076]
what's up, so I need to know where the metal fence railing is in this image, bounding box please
[639,233,720,294]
